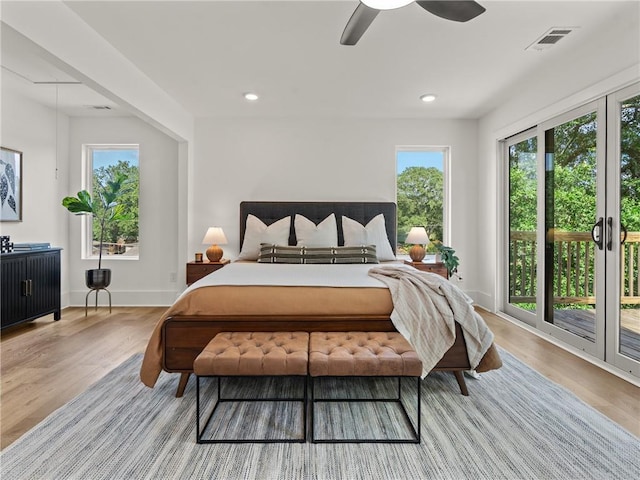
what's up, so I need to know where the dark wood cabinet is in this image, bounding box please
[1,248,62,329]
[404,260,449,279]
[186,259,229,286]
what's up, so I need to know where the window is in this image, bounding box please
[396,147,448,254]
[83,144,139,260]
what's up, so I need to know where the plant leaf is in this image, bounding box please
[62,190,94,214]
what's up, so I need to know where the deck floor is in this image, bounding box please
[553,308,640,362]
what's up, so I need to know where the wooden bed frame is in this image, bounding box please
[163,201,471,397]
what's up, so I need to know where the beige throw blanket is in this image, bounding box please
[368,265,494,378]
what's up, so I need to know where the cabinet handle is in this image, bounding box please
[21,280,28,296]
[28,279,33,296]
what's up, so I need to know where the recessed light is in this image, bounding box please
[420,94,437,103]
[244,92,259,101]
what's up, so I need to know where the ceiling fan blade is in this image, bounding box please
[340,3,380,46]
[416,1,486,22]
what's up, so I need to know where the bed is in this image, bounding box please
[140,201,502,397]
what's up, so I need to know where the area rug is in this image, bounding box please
[1,349,638,480]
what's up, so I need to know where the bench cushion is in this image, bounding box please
[309,332,422,377]
[194,331,309,376]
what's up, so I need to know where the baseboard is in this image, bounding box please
[68,289,181,307]
[468,290,493,310]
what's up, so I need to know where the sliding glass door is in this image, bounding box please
[503,83,640,377]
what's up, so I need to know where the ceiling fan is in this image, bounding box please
[340,1,486,46]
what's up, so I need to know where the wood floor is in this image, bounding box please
[1,306,638,450]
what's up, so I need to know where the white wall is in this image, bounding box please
[476,4,640,311]
[1,87,71,305]
[3,2,196,305]
[193,117,479,293]
[67,117,181,306]
[2,1,193,144]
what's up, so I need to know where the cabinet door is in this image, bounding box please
[26,251,61,319]
[1,256,27,327]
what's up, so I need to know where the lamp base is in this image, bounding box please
[409,245,426,262]
[206,244,223,262]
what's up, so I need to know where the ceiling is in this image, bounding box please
[2,1,638,119]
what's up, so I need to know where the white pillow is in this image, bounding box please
[295,213,338,247]
[342,214,396,261]
[238,215,291,260]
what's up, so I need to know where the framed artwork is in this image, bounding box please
[0,147,22,222]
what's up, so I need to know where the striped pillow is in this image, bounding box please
[257,244,379,264]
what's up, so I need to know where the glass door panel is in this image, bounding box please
[506,131,537,323]
[541,101,606,358]
[607,86,640,375]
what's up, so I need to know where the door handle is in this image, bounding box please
[621,223,628,245]
[591,217,603,250]
[606,217,613,251]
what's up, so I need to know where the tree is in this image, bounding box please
[92,160,139,244]
[397,166,443,244]
[621,95,640,231]
[509,138,537,232]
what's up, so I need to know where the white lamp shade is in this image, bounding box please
[202,227,228,245]
[362,0,413,10]
[405,227,429,244]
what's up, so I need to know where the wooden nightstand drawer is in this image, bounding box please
[404,260,448,279]
[186,259,230,285]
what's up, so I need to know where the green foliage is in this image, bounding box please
[61,190,93,214]
[431,241,460,277]
[92,160,139,244]
[397,166,443,246]
[621,95,640,231]
[509,139,537,232]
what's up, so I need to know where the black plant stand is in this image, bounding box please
[85,287,112,316]
[85,268,112,316]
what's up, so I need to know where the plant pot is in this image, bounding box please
[86,268,111,289]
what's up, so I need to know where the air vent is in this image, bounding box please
[88,105,112,110]
[526,27,577,51]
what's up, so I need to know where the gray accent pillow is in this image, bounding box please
[258,244,379,264]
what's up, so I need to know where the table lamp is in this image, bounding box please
[405,226,429,262]
[202,227,228,262]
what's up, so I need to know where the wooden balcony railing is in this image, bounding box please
[509,230,640,305]
[92,241,139,256]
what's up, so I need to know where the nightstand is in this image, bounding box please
[186,259,230,285]
[404,260,448,279]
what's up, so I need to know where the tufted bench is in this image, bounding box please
[308,331,422,443]
[194,331,309,443]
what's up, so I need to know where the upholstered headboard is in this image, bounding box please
[239,201,397,252]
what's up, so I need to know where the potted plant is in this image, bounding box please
[62,172,131,290]
[431,240,461,279]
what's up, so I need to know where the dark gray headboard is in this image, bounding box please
[240,201,397,251]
